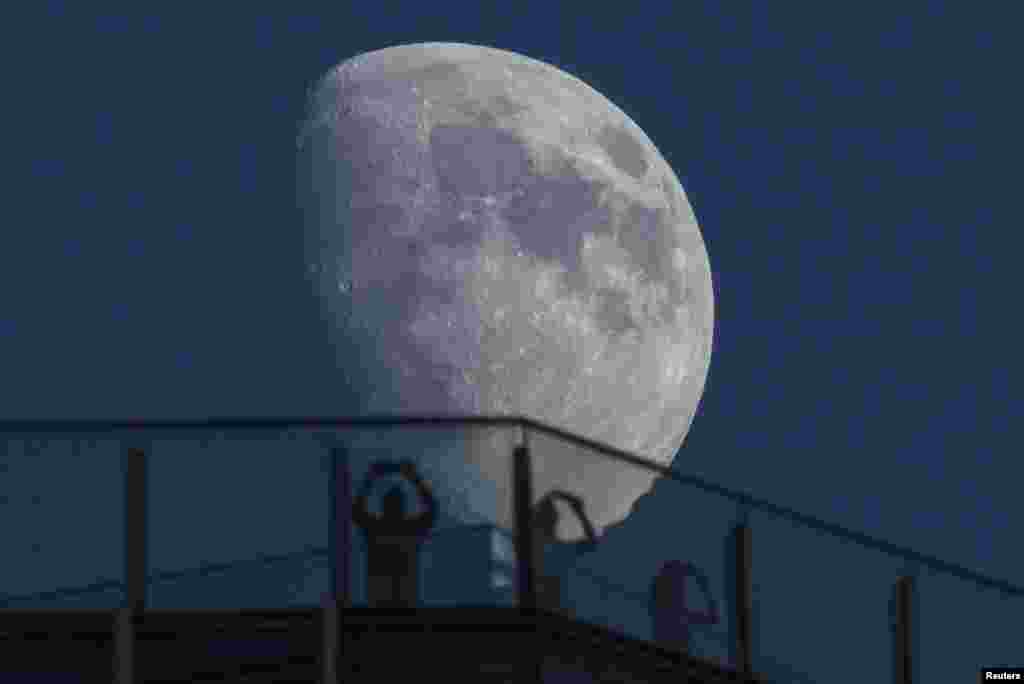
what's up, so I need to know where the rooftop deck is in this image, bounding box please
[0,607,750,683]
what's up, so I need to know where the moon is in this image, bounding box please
[297,43,713,538]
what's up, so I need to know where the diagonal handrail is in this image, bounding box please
[0,545,328,606]
[1,414,1022,597]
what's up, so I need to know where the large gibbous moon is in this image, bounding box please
[298,43,714,537]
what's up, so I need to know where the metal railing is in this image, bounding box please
[2,414,1021,684]
[1,414,1019,598]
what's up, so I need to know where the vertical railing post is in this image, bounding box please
[733,522,753,679]
[117,447,147,684]
[894,575,914,684]
[324,446,352,683]
[513,430,543,683]
[513,439,536,613]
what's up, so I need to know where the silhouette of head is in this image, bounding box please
[381,485,407,519]
[534,497,560,540]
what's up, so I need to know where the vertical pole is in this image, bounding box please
[334,446,351,607]
[324,446,351,684]
[115,608,134,684]
[894,576,914,684]
[513,435,542,683]
[125,447,148,614]
[733,523,753,679]
[513,442,536,613]
[117,447,147,684]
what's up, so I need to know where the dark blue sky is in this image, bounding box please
[3,3,1018,679]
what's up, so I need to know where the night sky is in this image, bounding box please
[3,3,1018,681]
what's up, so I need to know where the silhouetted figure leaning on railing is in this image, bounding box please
[532,490,600,614]
[650,560,719,656]
[353,460,438,608]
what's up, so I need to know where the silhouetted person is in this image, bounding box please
[353,460,438,608]
[532,490,599,613]
[650,560,719,656]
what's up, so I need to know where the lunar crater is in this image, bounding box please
[594,123,650,180]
